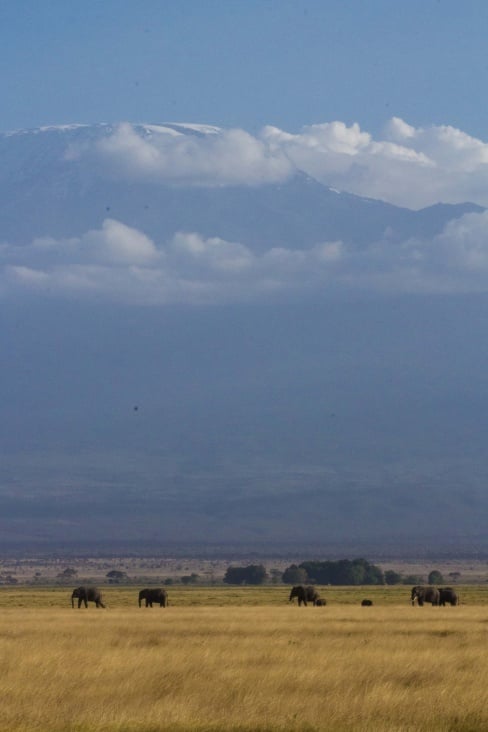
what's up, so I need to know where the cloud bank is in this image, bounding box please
[69,123,292,186]
[3,212,488,304]
[68,118,488,209]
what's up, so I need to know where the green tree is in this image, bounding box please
[269,569,282,585]
[403,574,424,585]
[384,570,403,585]
[181,573,199,585]
[106,570,128,583]
[282,564,308,585]
[428,570,444,585]
[57,567,77,581]
[223,564,268,585]
[298,558,384,586]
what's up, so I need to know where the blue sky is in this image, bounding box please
[2,0,488,136]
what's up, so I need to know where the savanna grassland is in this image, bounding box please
[1,586,488,731]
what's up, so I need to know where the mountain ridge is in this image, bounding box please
[0,122,483,250]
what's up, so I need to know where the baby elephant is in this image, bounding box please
[314,598,327,606]
[361,599,373,606]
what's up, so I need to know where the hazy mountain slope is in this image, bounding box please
[2,296,488,552]
[1,123,487,553]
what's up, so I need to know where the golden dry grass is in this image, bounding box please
[1,600,488,731]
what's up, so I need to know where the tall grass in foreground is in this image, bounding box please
[1,606,488,731]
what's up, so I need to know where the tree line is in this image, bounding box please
[223,560,449,586]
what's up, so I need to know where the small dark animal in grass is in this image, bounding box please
[411,585,440,606]
[438,587,459,606]
[138,588,168,608]
[361,599,373,606]
[314,598,327,606]
[289,585,320,607]
[71,586,105,609]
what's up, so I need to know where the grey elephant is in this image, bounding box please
[411,585,440,606]
[361,599,373,606]
[138,588,168,607]
[314,598,327,606]
[71,586,106,608]
[438,587,459,606]
[289,585,320,606]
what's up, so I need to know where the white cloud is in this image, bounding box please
[3,212,488,304]
[82,219,159,264]
[66,118,488,209]
[74,122,293,186]
[265,118,488,208]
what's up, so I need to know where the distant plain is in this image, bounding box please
[1,555,488,585]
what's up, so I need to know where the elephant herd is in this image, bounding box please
[70,584,460,609]
[288,585,460,608]
[288,585,373,607]
[71,586,168,608]
[411,586,459,606]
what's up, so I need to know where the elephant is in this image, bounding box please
[138,588,168,608]
[314,598,327,606]
[289,585,320,607]
[438,587,459,606]
[361,599,373,606]
[71,586,105,608]
[411,585,440,606]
